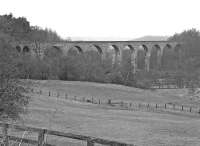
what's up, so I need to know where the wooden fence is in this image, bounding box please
[33,88,200,116]
[150,79,199,89]
[0,123,136,146]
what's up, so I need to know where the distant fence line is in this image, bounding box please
[150,79,199,89]
[31,88,200,116]
[0,123,135,146]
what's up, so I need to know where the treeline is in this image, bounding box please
[168,29,200,83]
[0,13,62,42]
[17,29,200,88]
[17,49,135,85]
[0,14,62,120]
[0,38,30,120]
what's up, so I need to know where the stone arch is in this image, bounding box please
[124,45,135,63]
[166,43,172,49]
[109,44,121,66]
[16,45,21,52]
[174,44,181,52]
[154,44,161,50]
[162,43,176,70]
[68,45,83,56]
[121,45,132,59]
[174,44,182,69]
[93,45,103,54]
[126,45,137,73]
[137,46,145,70]
[52,46,63,54]
[142,44,148,53]
[23,46,30,53]
[44,45,63,58]
[150,44,161,70]
[74,45,83,53]
[52,45,61,50]
[92,44,106,61]
[174,44,182,58]
[111,45,120,54]
[142,44,151,71]
[122,45,135,59]
[127,45,134,52]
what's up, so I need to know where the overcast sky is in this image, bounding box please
[0,0,199,40]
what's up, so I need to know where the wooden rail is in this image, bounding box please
[0,123,136,146]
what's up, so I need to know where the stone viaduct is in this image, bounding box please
[13,41,182,74]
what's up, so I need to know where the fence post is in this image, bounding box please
[182,106,183,111]
[65,93,68,99]
[165,104,166,109]
[87,140,94,146]
[38,129,45,146]
[156,104,158,109]
[173,104,175,110]
[190,107,192,112]
[121,101,124,107]
[2,123,9,146]
[49,91,51,97]
[108,99,111,105]
[138,103,141,109]
[147,104,150,109]
[99,99,101,104]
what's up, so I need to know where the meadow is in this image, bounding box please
[13,80,200,146]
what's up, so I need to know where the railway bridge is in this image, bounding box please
[13,41,182,73]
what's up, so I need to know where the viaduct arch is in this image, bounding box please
[13,41,182,73]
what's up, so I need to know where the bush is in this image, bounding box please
[134,79,151,89]
[107,72,124,84]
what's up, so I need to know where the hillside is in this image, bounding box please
[16,80,200,146]
[31,80,200,107]
[132,35,169,41]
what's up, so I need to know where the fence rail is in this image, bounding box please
[150,79,200,89]
[0,123,136,146]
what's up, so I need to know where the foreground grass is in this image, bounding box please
[14,80,200,146]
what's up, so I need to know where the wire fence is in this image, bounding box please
[31,88,200,116]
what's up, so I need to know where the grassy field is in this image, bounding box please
[13,80,200,146]
[31,80,200,107]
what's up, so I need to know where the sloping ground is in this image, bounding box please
[18,91,200,146]
[30,80,200,107]
[11,80,200,146]
[132,36,168,41]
